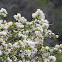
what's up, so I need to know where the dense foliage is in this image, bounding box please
[0,8,62,62]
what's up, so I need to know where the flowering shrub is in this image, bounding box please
[0,8,62,62]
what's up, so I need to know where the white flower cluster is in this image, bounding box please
[14,13,27,23]
[0,8,62,62]
[0,8,8,17]
[32,9,45,19]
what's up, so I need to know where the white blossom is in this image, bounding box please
[56,35,59,38]
[7,57,12,62]
[45,46,49,50]
[0,31,7,36]
[14,13,27,23]
[0,8,8,17]
[0,50,2,56]
[48,56,56,62]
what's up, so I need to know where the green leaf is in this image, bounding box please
[24,55,30,60]
[25,46,31,50]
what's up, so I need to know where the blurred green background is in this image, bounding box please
[0,0,62,61]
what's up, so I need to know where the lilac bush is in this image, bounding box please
[0,8,62,62]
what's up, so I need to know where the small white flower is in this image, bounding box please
[21,17,27,23]
[42,23,49,29]
[49,49,54,53]
[32,13,37,18]
[60,44,62,48]
[18,60,22,62]
[0,8,8,17]
[48,56,56,62]
[44,58,49,62]
[14,13,27,23]
[2,43,8,49]
[0,20,3,25]
[40,28,43,33]
[8,22,13,26]
[14,13,21,21]
[7,57,12,62]
[0,50,2,56]
[0,31,7,36]
[45,46,49,50]
[32,9,45,19]
[35,31,43,37]
[54,48,58,51]
[13,42,18,48]
[56,35,59,38]
[55,44,60,48]
[58,49,61,53]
